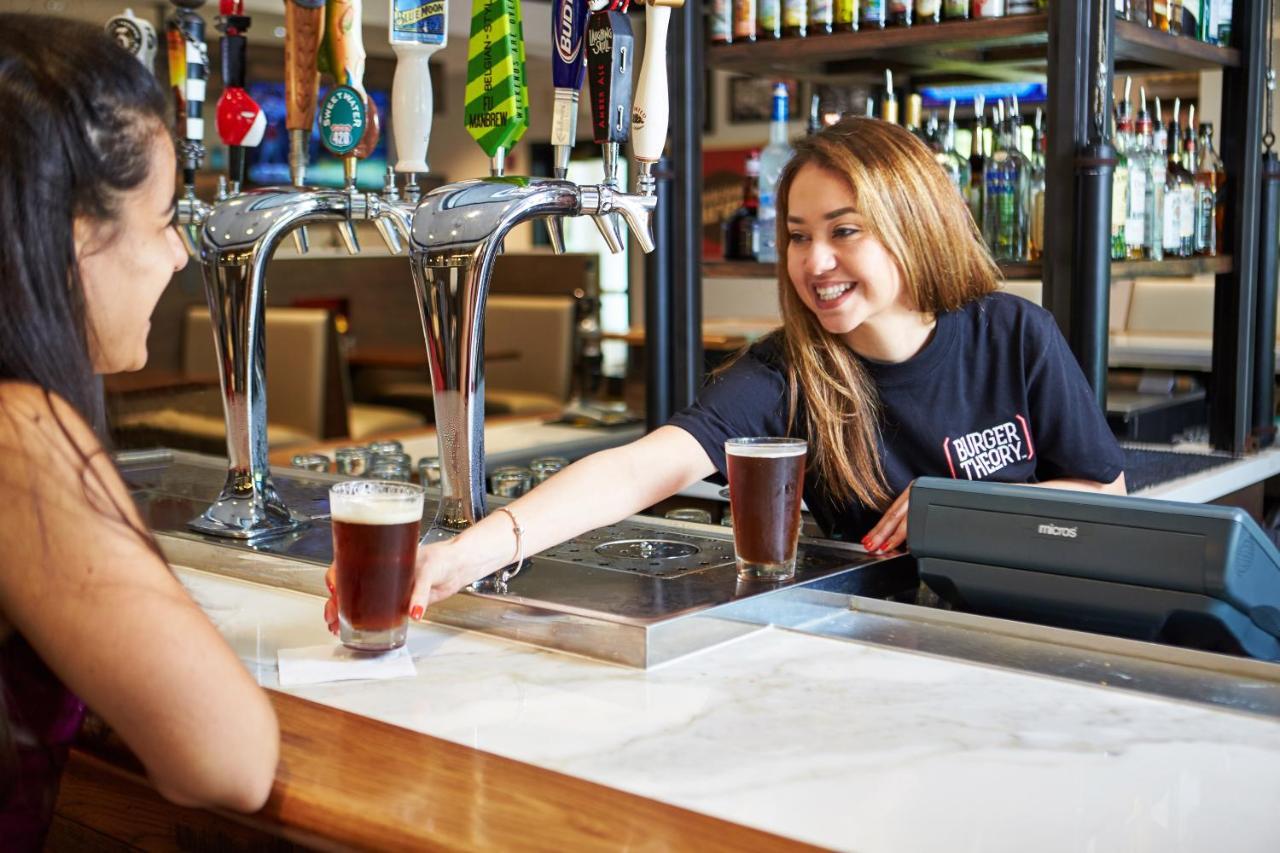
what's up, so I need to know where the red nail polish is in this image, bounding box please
[410,605,424,621]
[326,578,335,594]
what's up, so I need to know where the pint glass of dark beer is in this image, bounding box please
[329,480,425,651]
[724,438,807,582]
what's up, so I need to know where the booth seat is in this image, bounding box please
[354,294,577,418]
[115,308,423,450]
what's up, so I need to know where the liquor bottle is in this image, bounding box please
[759,0,783,37]
[835,0,858,31]
[756,83,794,264]
[783,0,807,36]
[1111,105,1130,261]
[968,93,987,227]
[734,0,758,42]
[1178,0,1198,36]
[1140,93,1164,261]
[972,0,1005,18]
[1128,0,1152,26]
[938,99,972,199]
[1196,121,1225,255]
[710,0,733,43]
[904,93,924,138]
[1115,0,1128,20]
[985,101,1031,260]
[1168,0,1182,34]
[1152,0,1170,31]
[1124,105,1149,261]
[915,0,941,24]
[1163,99,1196,258]
[1006,0,1036,14]
[943,0,969,19]
[1029,108,1046,261]
[881,69,899,124]
[1151,96,1168,260]
[861,0,888,27]
[1211,0,1232,45]
[888,0,913,25]
[808,92,823,135]
[724,151,762,261]
[810,0,835,34]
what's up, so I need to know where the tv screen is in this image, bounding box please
[245,81,390,191]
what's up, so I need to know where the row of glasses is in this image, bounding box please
[487,456,568,498]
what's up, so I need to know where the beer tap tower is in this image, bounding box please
[189,0,410,540]
[409,0,682,537]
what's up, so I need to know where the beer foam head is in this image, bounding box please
[329,481,424,525]
[724,438,807,458]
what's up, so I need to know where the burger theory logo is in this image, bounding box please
[555,0,582,64]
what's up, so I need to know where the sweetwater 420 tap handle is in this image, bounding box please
[322,0,382,164]
[106,7,158,71]
[284,0,326,187]
[166,1,209,188]
[630,0,683,196]
[390,0,448,197]
[216,1,265,195]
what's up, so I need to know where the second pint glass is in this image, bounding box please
[329,480,425,651]
[724,437,807,582]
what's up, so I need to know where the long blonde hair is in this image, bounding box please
[773,117,1000,509]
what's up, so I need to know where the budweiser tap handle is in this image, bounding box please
[284,0,325,185]
[390,1,448,179]
[630,0,681,195]
[551,0,589,179]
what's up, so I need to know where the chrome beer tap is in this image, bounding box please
[584,0,631,251]
[409,179,656,534]
[165,0,213,254]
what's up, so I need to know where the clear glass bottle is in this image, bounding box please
[756,83,793,264]
[1029,108,1046,261]
[943,0,969,18]
[1112,107,1131,261]
[734,0,759,41]
[984,101,1031,261]
[759,0,784,37]
[968,93,987,229]
[783,0,808,36]
[810,0,835,34]
[1195,121,1224,256]
[1140,103,1164,261]
[710,0,734,43]
[916,0,942,23]
[723,151,761,261]
[1163,102,1196,258]
[1124,107,1149,260]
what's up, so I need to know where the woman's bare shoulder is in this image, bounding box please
[0,381,100,457]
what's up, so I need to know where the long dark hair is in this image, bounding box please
[0,12,169,806]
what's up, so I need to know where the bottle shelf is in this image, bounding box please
[706,14,1238,81]
[703,255,1233,280]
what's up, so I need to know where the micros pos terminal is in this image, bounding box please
[907,478,1280,660]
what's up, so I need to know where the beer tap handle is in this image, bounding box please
[284,0,325,187]
[106,7,158,71]
[465,0,530,177]
[586,1,632,251]
[324,0,381,164]
[166,1,209,190]
[390,0,448,191]
[216,2,265,195]
[630,0,682,197]
[551,0,590,179]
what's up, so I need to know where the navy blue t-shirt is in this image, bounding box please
[668,292,1126,541]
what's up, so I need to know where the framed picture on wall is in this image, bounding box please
[728,77,801,124]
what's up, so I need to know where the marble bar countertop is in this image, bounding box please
[179,566,1280,853]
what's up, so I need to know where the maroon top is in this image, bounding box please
[0,632,85,851]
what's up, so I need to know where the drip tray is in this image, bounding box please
[123,449,898,668]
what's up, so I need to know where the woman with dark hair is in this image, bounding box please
[0,14,278,847]
[326,116,1126,622]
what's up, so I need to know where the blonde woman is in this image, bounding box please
[325,118,1126,626]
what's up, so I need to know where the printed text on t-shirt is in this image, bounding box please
[942,415,1036,480]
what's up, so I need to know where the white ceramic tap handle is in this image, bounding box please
[392,50,434,173]
[630,4,671,167]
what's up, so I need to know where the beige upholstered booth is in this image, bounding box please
[115,307,423,449]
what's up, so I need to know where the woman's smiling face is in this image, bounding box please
[784,163,917,343]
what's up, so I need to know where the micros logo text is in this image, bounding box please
[1037,523,1079,539]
